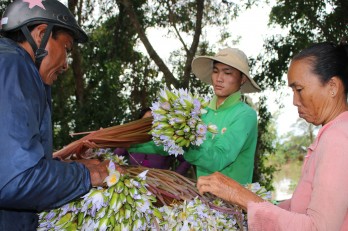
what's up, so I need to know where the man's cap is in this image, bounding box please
[0,0,87,43]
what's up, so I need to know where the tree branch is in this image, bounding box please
[116,0,180,88]
[164,0,190,54]
[182,0,204,88]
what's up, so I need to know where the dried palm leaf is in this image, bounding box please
[53,117,153,159]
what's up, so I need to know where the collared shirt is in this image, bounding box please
[184,91,258,184]
[248,111,348,230]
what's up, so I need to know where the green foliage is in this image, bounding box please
[52,1,161,149]
[252,96,277,191]
[255,0,348,93]
[147,0,239,31]
[0,0,11,16]
[267,118,318,197]
[52,68,77,148]
[270,0,347,43]
[275,118,318,164]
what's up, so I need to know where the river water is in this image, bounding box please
[272,178,293,201]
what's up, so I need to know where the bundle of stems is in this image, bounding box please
[124,166,243,218]
[53,117,153,160]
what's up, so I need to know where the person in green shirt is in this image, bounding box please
[130,47,261,184]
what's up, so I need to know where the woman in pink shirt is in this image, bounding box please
[196,41,348,230]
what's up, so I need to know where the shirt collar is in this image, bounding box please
[208,91,241,110]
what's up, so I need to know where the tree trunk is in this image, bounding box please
[68,0,85,106]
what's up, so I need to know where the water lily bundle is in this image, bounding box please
[157,197,245,230]
[78,148,222,207]
[38,153,272,231]
[245,183,272,201]
[125,165,215,206]
[53,117,153,160]
[38,163,161,231]
[151,87,218,156]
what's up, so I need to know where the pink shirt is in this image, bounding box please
[248,111,348,231]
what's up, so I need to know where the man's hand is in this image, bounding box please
[79,159,110,187]
[78,159,126,187]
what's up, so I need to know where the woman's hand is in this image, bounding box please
[197,172,264,210]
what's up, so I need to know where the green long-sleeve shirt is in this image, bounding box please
[129,91,258,184]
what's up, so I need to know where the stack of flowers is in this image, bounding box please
[38,162,161,231]
[156,198,244,230]
[38,150,272,231]
[150,87,217,156]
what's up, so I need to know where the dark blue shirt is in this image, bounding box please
[0,38,91,230]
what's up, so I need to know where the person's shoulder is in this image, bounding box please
[318,112,348,142]
[328,112,348,133]
[0,39,26,62]
[236,101,257,116]
[0,43,33,76]
[0,38,19,52]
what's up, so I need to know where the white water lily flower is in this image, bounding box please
[81,216,97,231]
[135,198,151,213]
[137,170,148,180]
[104,171,120,187]
[159,88,170,101]
[97,216,109,231]
[91,149,128,165]
[81,189,108,217]
[160,101,171,111]
[132,218,146,230]
[129,178,140,188]
[104,161,121,187]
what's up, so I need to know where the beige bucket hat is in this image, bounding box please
[191,47,261,93]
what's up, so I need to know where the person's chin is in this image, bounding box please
[43,78,55,85]
[49,74,58,84]
[214,89,224,95]
[299,114,311,123]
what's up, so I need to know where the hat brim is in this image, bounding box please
[191,56,261,93]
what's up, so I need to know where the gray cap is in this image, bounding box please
[0,0,87,43]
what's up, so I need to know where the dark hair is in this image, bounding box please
[213,60,243,78]
[1,25,74,43]
[292,41,348,93]
[138,107,151,119]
